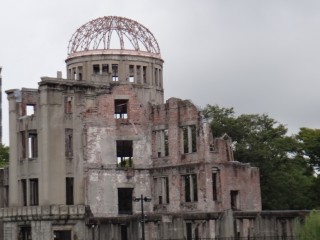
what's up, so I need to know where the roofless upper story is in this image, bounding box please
[65,16,164,105]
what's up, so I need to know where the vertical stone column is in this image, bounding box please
[6,90,19,206]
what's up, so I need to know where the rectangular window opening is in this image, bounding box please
[4,186,9,207]
[78,66,83,80]
[66,177,74,205]
[64,96,73,114]
[118,188,133,214]
[129,65,134,82]
[93,64,100,75]
[114,99,128,119]
[26,104,35,116]
[136,66,141,83]
[186,222,192,240]
[212,172,217,201]
[65,129,73,158]
[191,125,197,152]
[164,129,169,156]
[154,177,169,204]
[102,64,109,74]
[19,226,31,240]
[54,230,72,240]
[155,130,169,157]
[30,178,39,206]
[116,140,133,168]
[21,179,27,206]
[28,132,38,158]
[182,125,197,154]
[112,64,119,81]
[184,174,198,202]
[154,68,158,86]
[159,69,162,87]
[143,66,147,83]
[182,126,188,154]
[72,67,76,80]
[230,190,239,210]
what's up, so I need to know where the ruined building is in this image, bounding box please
[1,16,304,240]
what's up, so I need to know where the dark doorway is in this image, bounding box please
[118,188,133,214]
[53,230,72,240]
[121,225,128,240]
[19,226,31,240]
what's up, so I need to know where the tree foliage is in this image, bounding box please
[0,144,9,168]
[297,128,320,170]
[296,210,320,240]
[204,104,319,210]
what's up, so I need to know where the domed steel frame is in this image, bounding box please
[68,16,160,55]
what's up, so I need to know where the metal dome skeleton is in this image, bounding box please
[68,16,161,55]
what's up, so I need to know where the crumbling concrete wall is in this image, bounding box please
[150,97,261,214]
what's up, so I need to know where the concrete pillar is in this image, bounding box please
[209,219,216,238]
[6,90,19,206]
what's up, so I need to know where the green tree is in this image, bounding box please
[297,128,320,170]
[204,104,317,210]
[296,210,320,240]
[0,144,9,168]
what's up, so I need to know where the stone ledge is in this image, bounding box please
[0,205,87,222]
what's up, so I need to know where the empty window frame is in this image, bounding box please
[143,66,147,83]
[230,190,239,210]
[65,129,73,158]
[212,171,218,201]
[102,64,109,74]
[53,230,72,240]
[154,68,159,86]
[129,65,134,82]
[184,174,198,202]
[64,96,73,114]
[66,177,74,205]
[186,222,192,240]
[112,64,119,81]
[136,65,141,83]
[19,226,31,240]
[159,69,162,87]
[4,186,9,207]
[28,132,38,158]
[116,140,133,168]
[21,179,27,206]
[72,67,76,80]
[29,178,39,206]
[155,129,169,157]
[93,64,100,75]
[26,104,35,116]
[77,66,83,80]
[182,125,197,154]
[209,143,215,152]
[20,131,26,159]
[154,177,169,204]
[114,99,128,119]
[118,188,133,214]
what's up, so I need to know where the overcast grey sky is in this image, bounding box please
[1,0,320,145]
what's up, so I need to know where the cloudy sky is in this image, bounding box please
[1,0,320,145]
